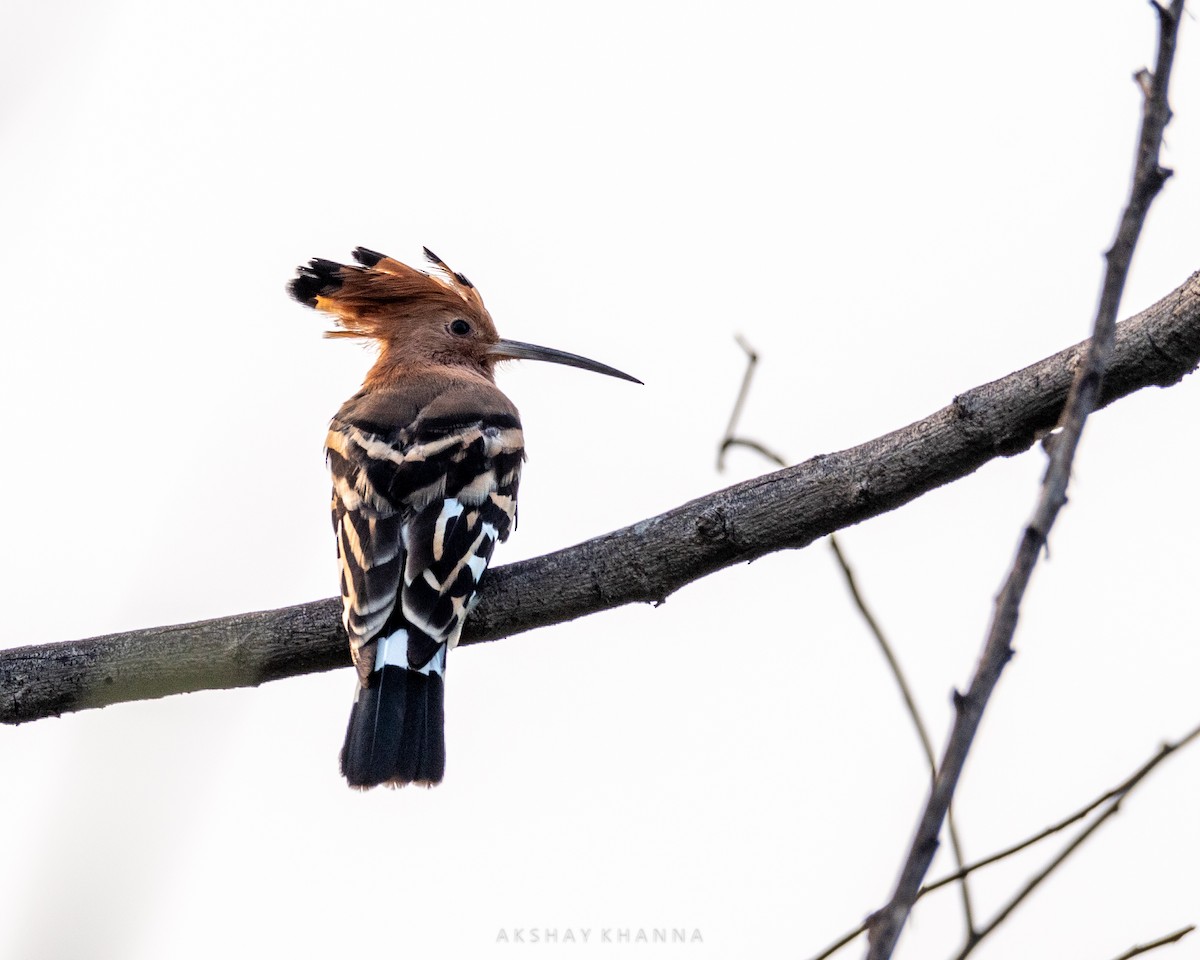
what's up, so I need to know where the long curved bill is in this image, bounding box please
[488,339,643,384]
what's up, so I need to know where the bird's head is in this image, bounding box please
[290,247,641,387]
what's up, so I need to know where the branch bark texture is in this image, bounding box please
[3,271,1200,725]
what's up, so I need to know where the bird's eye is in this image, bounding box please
[449,319,471,336]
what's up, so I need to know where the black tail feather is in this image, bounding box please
[418,678,446,783]
[341,666,446,788]
[393,671,428,784]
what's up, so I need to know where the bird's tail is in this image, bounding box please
[340,666,446,789]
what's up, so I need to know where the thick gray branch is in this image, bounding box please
[3,272,1200,724]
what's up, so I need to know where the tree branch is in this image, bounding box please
[3,270,1200,725]
[865,5,1187,957]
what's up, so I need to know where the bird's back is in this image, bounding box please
[328,373,524,787]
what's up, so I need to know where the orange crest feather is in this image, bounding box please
[290,247,491,342]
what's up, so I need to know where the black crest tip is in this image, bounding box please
[308,257,344,274]
[422,247,472,287]
[289,275,323,307]
[288,257,344,307]
[352,246,386,268]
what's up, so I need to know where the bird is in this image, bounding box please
[289,246,640,789]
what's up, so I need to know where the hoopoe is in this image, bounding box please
[290,246,640,789]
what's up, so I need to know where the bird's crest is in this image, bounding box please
[290,246,490,341]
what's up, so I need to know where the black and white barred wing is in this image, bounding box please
[326,430,405,678]
[399,480,517,668]
[326,415,522,679]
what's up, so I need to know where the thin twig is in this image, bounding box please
[720,437,788,467]
[923,721,1200,895]
[866,6,1187,958]
[828,537,975,933]
[1107,925,1195,960]
[720,338,975,934]
[958,815,1148,960]
[716,335,788,470]
[950,723,1200,960]
[813,721,1200,960]
[808,920,871,960]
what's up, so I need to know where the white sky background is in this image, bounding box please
[2,1,1198,957]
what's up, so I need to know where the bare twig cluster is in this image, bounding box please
[716,336,977,929]
[807,723,1200,960]
[867,4,1189,958]
[719,313,1200,960]
[716,7,1193,959]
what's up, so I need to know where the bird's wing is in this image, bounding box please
[326,381,523,683]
